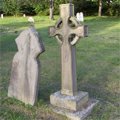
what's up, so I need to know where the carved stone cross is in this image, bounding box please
[49,4,88,96]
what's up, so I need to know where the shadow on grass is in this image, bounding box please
[0,16,119,52]
[0,21,29,28]
[85,16,120,36]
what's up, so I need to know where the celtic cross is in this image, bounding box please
[49,4,88,96]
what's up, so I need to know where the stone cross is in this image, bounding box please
[49,4,88,96]
[8,27,45,105]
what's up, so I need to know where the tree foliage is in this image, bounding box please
[3,0,20,16]
[1,0,120,16]
[0,0,3,14]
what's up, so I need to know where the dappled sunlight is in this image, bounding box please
[97,22,120,35]
[107,23,120,30]
[106,65,120,94]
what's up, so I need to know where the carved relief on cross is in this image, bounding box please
[49,4,88,96]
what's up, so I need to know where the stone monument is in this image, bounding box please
[76,12,84,22]
[23,14,26,17]
[49,3,98,120]
[28,17,34,23]
[8,27,45,105]
[1,14,3,19]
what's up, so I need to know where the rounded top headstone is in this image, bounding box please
[1,14,3,19]
[76,12,84,22]
[28,17,34,23]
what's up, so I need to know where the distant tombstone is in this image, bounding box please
[8,27,45,105]
[28,17,34,23]
[23,14,26,17]
[76,12,84,22]
[1,14,3,19]
[76,12,80,21]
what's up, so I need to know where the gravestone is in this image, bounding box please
[76,12,84,22]
[49,4,98,120]
[28,17,34,23]
[1,14,3,19]
[23,14,26,17]
[8,27,45,105]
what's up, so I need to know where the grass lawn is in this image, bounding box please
[0,16,120,120]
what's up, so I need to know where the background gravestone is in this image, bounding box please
[1,14,3,19]
[76,12,84,22]
[8,27,45,105]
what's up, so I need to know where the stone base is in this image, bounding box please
[50,91,89,111]
[50,91,98,120]
[51,99,98,120]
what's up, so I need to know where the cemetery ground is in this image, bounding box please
[0,16,120,120]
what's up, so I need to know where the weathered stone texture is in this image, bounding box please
[50,91,89,111]
[49,4,88,96]
[49,3,98,120]
[8,27,45,105]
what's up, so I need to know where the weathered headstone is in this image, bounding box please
[80,12,84,22]
[23,14,26,17]
[8,27,45,105]
[28,17,34,23]
[49,4,98,120]
[76,12,84,22]
[1,14,3,19]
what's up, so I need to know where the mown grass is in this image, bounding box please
[0,16,120,120]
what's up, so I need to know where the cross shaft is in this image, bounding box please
[49,4,88,96]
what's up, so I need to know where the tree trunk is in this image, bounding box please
[107,0,111,16]
[50,7,54,20]
[98,0,102,16]
[50,0,54,20]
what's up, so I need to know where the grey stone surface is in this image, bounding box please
[1,14,3,19]
[51,99,99,120]
[8,27,45,105]
[76,12,84,22]
[49,4,98,120]
[49,4,88,96]
[50,91,89,111]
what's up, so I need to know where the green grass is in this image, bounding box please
[0,16,120,120]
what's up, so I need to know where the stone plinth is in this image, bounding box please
[51,99,98,120]
[50,91,89,111]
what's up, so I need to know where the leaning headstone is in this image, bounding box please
[8,27,45,105]
[1,14,3,19]
[76,12,84,22]
[49,3,98,120]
